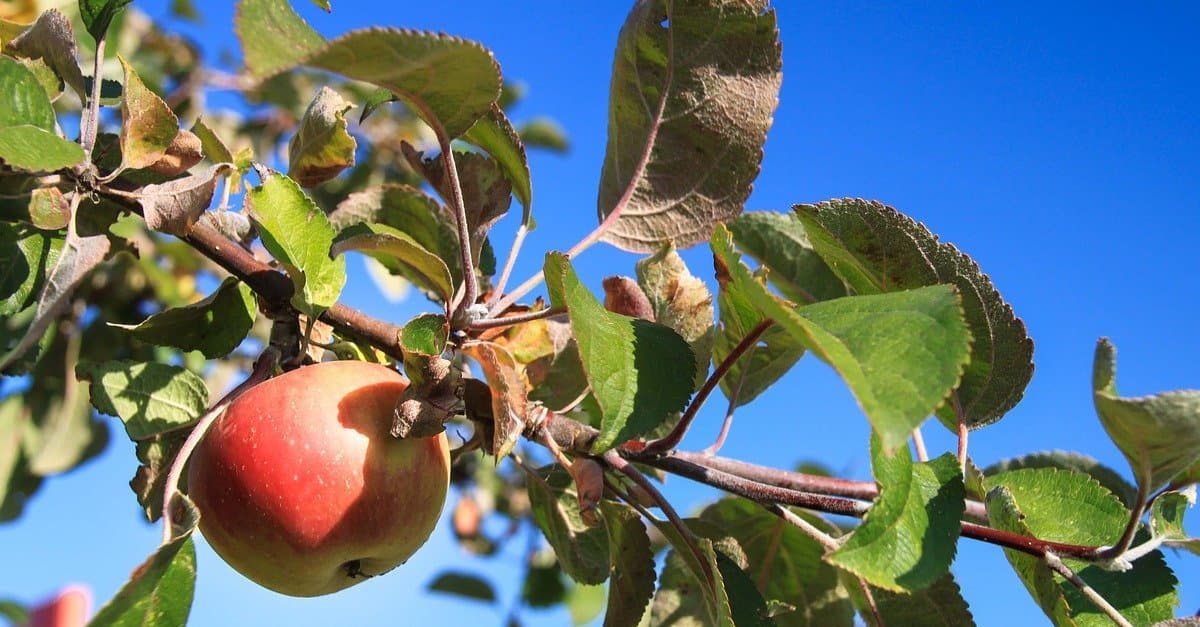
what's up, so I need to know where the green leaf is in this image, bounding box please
[711,258,804,407]
[567,584,606,626]
[77,360,209,440]
[0,54,56,130]
[647,537,736,627]
[0,212,112,372]
[189,118,234,164]
[598,0,781,252]
[288,86,357,187]
[112,277,255,358]
[307,31,501,138]
[6,9,87,100]
[329,184,467,286]
[1149,490,1192,542]
[700,498,855,627]
[985,468,1179,626]
[245,170,346,318]
[0,224,63,317]
[983,451,1138,509]
[463,104,532,218]
[795,199,1034,431]
[237,0,502,138]
[518,117,569,152]
[543,253,695,452]
[234,0,326,80]
[403,148,510,267]
[332,229,453,305]
[599,501,655,627]
[636,243,714,391]
[89,534,196,626]
[78,0,133,43]
[711,226,970,451]
[0,126,86,172]
[1092,338,1200,494]
[729,211,846,305]
[0,599,27,624]
[863,574,977,627]
[524,464,611,585]
[523,562,567,608]
[829,438,964,592]
[117,55,180,170]
[0,396,28,516]
[427,571,496,603]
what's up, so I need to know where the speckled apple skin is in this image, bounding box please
[187,360,450,597]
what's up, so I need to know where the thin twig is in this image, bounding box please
[81,37,107,157]
[912,427,929,462]
[161,350,278,543]
[1044,552,1133,627]
[489,223,529,311]
[639,319,773,456]
[761,503,841,551]
[431,130,477,326]
[1098,482,1150,561]
[856,577,886,627]
[953,392,968,470]
[703,351,750,456]
[467,306,565,331]
[603,449,715,585]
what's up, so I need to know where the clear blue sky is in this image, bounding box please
[3,2,1199,625]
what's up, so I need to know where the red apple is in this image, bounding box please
[186,360,450,597]
[26,585,90,627]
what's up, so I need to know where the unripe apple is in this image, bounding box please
[187,360,450,597]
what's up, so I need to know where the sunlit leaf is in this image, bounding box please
[189,117,234,164]
[78,360,209,440]
[0,56,55,131]
[543,252,695,452]
[332,229,453,305]
[117,55,180,170]
[89,534,196,626]
[795,199,1034,431]
[288,86,357,187]
[985,468,1179,626]
[598,0,781,252]
[245,170,346,318]
[463,104,531,218]
[330,184,467,285]
[235,0,325,80]
[712,226,970,451]
[983,450,1138,509]
[829,438,964,592]
[112,277,255,358]
[729,211,846,305]
[1092,338,1200,495]
[28,187,70,230]
[0,126,85,172]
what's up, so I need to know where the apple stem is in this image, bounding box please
[160,349,279,544]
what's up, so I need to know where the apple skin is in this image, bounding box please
[187,360,450,597]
